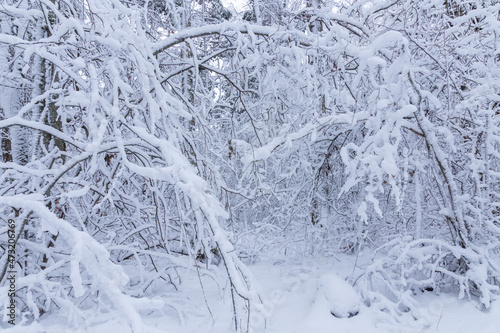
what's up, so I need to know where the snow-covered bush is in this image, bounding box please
[1,0,499,330]
[0,0,265,331]
[358,238,500,321]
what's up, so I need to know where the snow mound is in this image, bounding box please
[318,274,361,318]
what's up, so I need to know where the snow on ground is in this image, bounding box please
[248,255,500,333]
[4,253,500,333]
[318,273,361,318]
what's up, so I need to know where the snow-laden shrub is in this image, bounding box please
[357,238,500,321]
[0,0,265,331]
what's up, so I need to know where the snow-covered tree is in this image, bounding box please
[0,0,263,331]
[1,0,499,330]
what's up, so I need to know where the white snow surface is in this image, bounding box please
[3,254,500,333]
[317,273,361,318]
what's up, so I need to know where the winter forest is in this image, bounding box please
[0,0,500,332]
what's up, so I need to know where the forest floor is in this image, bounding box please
[4,252,500,333]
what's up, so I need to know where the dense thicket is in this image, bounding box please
[0,0,499,331]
